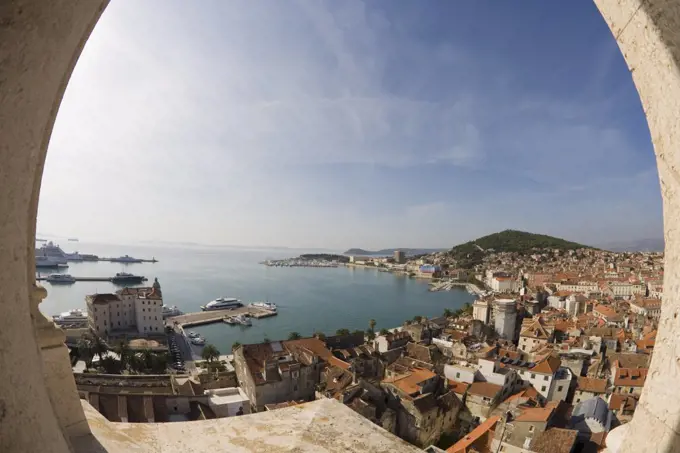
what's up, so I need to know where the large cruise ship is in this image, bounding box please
[36,241,84,263]
[201,297,243,311]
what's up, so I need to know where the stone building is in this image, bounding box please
[85,278,164,337]
[233,338,341,411]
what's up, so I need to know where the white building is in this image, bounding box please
[86,278,164,337]
[494,299,517,341]
[444,362,480,384]
[490,276,517,293]
[608,281,646,298]
[628,298,662,319]
[205,387,251,417]
[472,299,490,324]
[502,355,572,403]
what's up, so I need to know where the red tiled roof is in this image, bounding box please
[532,355,562,374]
[447,416,500,453]
[468,382,503,399]
[577,377,608,394]
[614,367,648,387]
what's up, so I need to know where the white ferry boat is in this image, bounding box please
[201,297,243,311]
[46,273,76,284]
[162,305,183,318]
[251,301,277,312]
[52,309,87,325]
[35,255,68,269]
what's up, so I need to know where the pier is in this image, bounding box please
[429,280,484,295]
[167,305,277,328]
[36,276,148,283]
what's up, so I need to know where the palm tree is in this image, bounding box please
[89,331,109,362]
[140,349,154,370]
[366,329,376,341]
[336,328,350,336]
[127,353,144,374]
[151,352,170,374]
[313,331,326,340]
[201,344,220,363]
[77,337,94,370]
[231,341,242,351]
[462,303,472,314]
[443,308,453,318]
[369,319,376,333]
[100,356,121,374]
[116,340,131,371]
[379,328,389,336]
[288,332,302,340]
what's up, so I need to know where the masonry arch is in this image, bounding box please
[1,1,679,452]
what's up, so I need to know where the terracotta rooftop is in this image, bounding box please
[385,367,437,397]
[532,355,562,374]
[614,367,648,387]
[577,377,608,394]
[531,427,579,453]
[514,406,554,423]
[447,415,499,453]
[609,393,638,412]
[468,382,503,399]
[447,380,471,395]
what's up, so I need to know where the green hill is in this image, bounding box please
[450,230,592,268]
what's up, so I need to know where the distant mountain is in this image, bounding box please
[600,238,664,252]
[343,247,447,256]
[449,230,593,268]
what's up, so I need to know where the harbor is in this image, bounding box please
[428,280,485,295]
[36,272,148,284]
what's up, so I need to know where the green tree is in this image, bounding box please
[351,329,364,337]
[140,349,154,370]
[369,319,376,332]
[462,303,472,315]
[127,353,144,374]
[77,336,94,370]
[379,328,389,336]
[313,331,326,340]
[88,330,109,362]
[413,315,423,323]
[116,340,131,370]
[366,329,376,341]
[288,332,302,340]
[201,344,220,363]
[232,341,242,351]
[150,352,169,374]
[100,356,121,374]
[443,308,453,318]
[336,328,350,336]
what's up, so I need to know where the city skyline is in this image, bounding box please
[38,0,661,249]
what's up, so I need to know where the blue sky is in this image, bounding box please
[38,0,661,249]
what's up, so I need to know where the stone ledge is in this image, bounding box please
[73,398,421,452]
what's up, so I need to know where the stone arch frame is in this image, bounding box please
[0,1,679,452]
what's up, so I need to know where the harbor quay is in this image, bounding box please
[167,305,277,328]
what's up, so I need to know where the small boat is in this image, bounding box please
[201,297,243,311]
[46,273,76,284]
[227,314,251,326]
[187,331,199,338]
[251,301,277,312]
[191,336,206,346]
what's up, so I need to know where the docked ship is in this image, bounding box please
[110,272,147,284]
[201,297,243,311]
[36,241,85,262]
[162,305,183,318]
[225,314,252,326]
[46,273,76,284]
[35,255,68,269]
[52,309,87,326]
[251,301,277,312]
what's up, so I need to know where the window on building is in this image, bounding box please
[142,301,145,305]
[94,308,97,312]
[155,316,157,320]
[456,372,460,378]
[558,386,563,392]
[531,374,536,379]
[629,388,634,394]
[293,385,298,392]
[544,376,549,381]
[144,327,147,331]
[142,308,145,312]
[118,321,120,326]
[529,425,534,433]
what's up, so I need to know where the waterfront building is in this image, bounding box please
[394,250,406,264]
[86,278,164,337]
